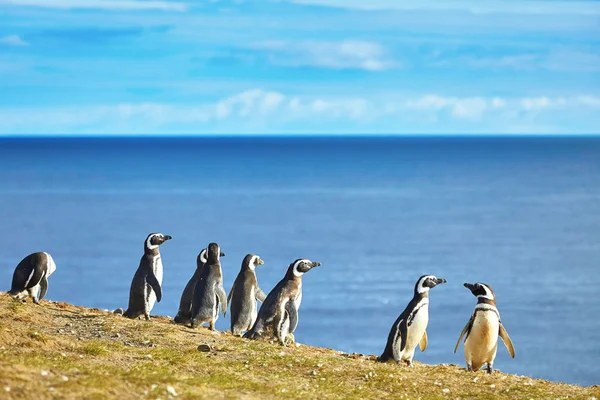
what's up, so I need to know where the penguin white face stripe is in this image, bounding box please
[249,255,259,271]
[477,284,495,300]
[199,249,208,264]
[417,275,434,293]
[292,259,311,277]
[146,234,158,250]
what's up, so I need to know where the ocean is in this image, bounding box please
[0,136,599,387]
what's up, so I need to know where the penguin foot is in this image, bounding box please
[406,360,414,368]
[486,364,494,374]
[32,297,40,305]
[285,333,295,344]
[466,363,473,372]
[144,313,150,321]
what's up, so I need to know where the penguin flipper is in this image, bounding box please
[255,286,267,303]
[498,323,515,358]
[38,274,49,301]
[146,272,162,302]
[419,330,428,352]
[285,300,298,333]
[454,315,474,353]
[217,285,228,316]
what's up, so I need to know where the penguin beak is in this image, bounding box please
[220,251,226,257]
[164,235,172,241]
[311,261,321,268]
[464,282,475,291]
[436,278,447,285]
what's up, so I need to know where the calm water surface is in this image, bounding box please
[0,136,599,386]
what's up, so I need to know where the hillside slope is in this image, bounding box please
[0,294,597,400]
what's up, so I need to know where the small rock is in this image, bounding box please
[49,387,55,392]
[279,351,285,356]
[71,330,76,334]
[197,344,212,352]
[490,384,496,389]
[58,329,64,334]
[311,370,317,376]
[320,378,326,381]
[473,377,479,383]
[151,384,158,390]
[41,370,49,376]
[442,388,450,394]
[294,343,301,348]
[166,385,177,396]
[316,363,323,368]
[287,364,292,368]
[61,376,69,382]
[146,354,153,359]
[60,353,66,357]
[281,389,287,393]
[388,374,394,378]
[79,355,84,359]
[115,333,121,338]
[4,387,10,392]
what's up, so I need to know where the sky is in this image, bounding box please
[0,0,599,135]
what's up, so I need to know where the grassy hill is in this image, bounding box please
[0,293,598,399]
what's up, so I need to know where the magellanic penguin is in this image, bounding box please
[120,233,172,320]
[190,242,227,331]
[378,275,447,366]
[8,252,57,304]
[454,282,515,373]
[243,258,321,346]
[227,254,267,336]
[173,248,207,325]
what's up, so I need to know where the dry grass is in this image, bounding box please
[0,293,598,400]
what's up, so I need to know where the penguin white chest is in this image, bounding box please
[294,284,302,310]
[153,256,163,285]
[465,311,500,366]
[405,305,429,353]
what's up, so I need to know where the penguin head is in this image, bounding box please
[207,242,226,263]
[415,275,447,294]
[464,282,495,301]
[290,259,321,278]
[243,254,264,271]
[197,248,208,267]
[145,233,172,251]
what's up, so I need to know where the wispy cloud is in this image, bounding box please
[1,90,598,134]
[0,0,187,11]
[0,35,28,46]
[287,0,600,15]
[246,40,397,71]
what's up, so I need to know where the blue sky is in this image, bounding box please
[0,0,599,135]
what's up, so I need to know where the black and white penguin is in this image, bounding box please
[8,252,57,304]
[173,248,207,325]
[454,282,515,373]
[190,242,227,331]
[227,254,267,336]
[243,258,321,346]
[378,275,446,366]
[118,233,172,320]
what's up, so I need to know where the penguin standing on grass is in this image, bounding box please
[8,252,57,304]
[190,242,227,331]
[227,254,267,336]
[116,233,172,320]
[454,282,515,373]
[378,275,446,366]
[243,258,321,346]
[174,248,207,325]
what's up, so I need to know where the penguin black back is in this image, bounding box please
[174,248,208,325]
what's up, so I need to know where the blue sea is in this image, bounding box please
[1,136,599,387]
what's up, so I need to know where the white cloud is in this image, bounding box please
[249,40,397,71]
[0,35,28,46]
[287,0,600,15]
[0,90,598,134]
[0,0,187,11]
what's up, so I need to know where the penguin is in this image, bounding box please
[454,282,515,373]
[173,248,207,325]
[8,252,57,304]
[227,254,267,336]
[377,275,446,366]
[190,242,227,331]
[119,233,172,320]
[243,258,321,346]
